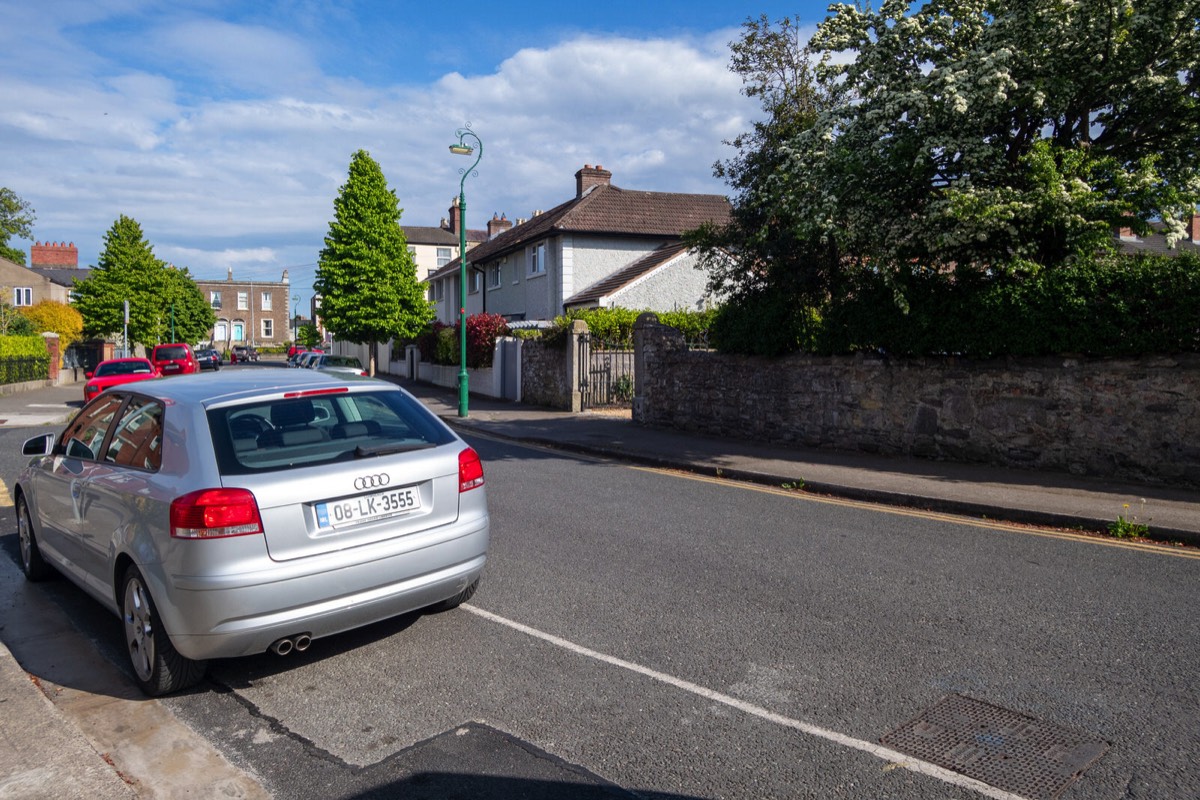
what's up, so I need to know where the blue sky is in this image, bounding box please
[1,1,835,302]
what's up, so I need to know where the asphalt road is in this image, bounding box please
[2,427,1198,799]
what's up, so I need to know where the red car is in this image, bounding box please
[83,358,161,401]
[151,343,199,376]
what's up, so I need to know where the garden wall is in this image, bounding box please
[633,315,1200,488]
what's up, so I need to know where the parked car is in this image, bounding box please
[294,351,323,369]
[195,348,222,371]
[150,343,199,376]
[288,347,322,368]
[15,370,489,696]
[309,354,368,377]
[231,345,259,363]
[82,358,161,402]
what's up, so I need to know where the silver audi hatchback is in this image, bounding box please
[15,370,489,695]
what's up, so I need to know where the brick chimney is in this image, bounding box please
[448,197,463,235]
[575,164,612,198]
[487,213,512,239]
[30,241,78,267]
[1188,212,1200,243]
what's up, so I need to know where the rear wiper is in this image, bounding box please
[354,442,436,458]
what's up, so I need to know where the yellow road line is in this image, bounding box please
[631,466,1200,561]
[0,480,11,509]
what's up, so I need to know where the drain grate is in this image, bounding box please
[880,694,1109,799]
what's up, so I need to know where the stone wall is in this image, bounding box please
[633,315,1200,488]
[520,337,572,409]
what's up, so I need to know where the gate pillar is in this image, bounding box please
[566,319,589,413]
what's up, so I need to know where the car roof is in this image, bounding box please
[122,367,390,408]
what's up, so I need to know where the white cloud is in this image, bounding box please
[1,16,761,297]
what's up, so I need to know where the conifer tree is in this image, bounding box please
[315,150,432,375]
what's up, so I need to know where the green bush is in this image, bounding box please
[548,307,718,346]
[815,252,1200,358]
[0,335,51,384]
[434,326,458,365]
[0,335,51,357]
[711,292,821,357]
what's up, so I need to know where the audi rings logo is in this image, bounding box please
[353,473,392,490]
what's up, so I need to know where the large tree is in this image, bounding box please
[73,215,214,352]
[315,149,432,375]
[793,0,1200,273]
[687,15,834,351]
[0,188,36,265]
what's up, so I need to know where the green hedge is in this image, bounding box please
[552,307,718,346]
[816,252,1200,357]
[0,335,51,384]
[0,335,50,358]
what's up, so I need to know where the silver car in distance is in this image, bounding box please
[15,370,489,696]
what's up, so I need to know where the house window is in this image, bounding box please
[262,319,273,339]
[13,288,32,306]
[210,291,222,309]
[528,243,546,275]
[469,271,481,294]
[488,264,501,289]
[434,280,444,301]
[437,247,453,267]
[261,292,272,311]
[237,292,249,311]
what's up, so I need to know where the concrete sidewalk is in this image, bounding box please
[1,374,1196,799]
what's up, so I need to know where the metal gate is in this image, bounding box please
[578,333,635,410]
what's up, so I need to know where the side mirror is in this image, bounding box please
[85,371,94,379]
[22,433,55,457]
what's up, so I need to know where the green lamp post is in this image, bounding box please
[449,124,482,418]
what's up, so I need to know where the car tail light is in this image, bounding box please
[171,488,264,538]
[459,447,484,492]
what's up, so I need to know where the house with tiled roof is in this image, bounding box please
[425,165,731,325]
[0,241,91,309]
[1116,213,1200,257]
[403,198,489,281]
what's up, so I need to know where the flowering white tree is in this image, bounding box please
[778,0,1200,273]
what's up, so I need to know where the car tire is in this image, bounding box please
[427,578,479,613]
[121,564,207,696]
[16,495,54,582]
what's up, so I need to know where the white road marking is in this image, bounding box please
[464,604,1027,800]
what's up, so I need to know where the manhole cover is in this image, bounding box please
[880,694,1109,799]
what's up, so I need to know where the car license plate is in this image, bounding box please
[315,486,421,529]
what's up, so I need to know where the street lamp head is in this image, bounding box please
[449,144,474,156]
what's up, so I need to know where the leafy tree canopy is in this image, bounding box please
[297,323,322,349]
[799,0,1200,272]
[688,15,834,310]
[0,188,36,265]
[315,149,433,373]
[73,215,214,351]
[697,0,1200,323]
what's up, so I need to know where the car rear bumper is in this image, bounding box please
[156,518,489,660]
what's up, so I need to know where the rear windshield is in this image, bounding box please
[324,356,362,367]
[155,346,188,360]
[96,361,154,376]
[207,388,456,475]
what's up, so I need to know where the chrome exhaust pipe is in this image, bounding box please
[293,634,312,652]
[270,637,294,656]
